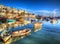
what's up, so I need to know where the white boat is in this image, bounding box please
[12,29,31,37]
[34,22,42,32]
[2,35,11,42]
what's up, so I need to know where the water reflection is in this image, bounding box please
[11,20,60,44]
[1,20,60,44]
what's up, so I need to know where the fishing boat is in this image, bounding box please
[11,29,31,37]
[34,22,42,32]
[2,35,11,42]
[50,18,58,24]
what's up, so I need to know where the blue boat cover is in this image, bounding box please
[9,23,34,34]
[7,19,16,22]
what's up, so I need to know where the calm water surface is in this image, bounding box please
[0,20,60,44]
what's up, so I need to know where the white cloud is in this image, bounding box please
[19,8,59,16]
[35,10,50,13]
[52,9,57,14]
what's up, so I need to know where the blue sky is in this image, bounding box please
[0,0,60,15]
[0,0,60,10]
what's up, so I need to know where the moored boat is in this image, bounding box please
[34,22,42,32]
[2,35,11,42]
[11,29,31,37]
[50,19,58,24]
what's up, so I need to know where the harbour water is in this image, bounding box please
[0,20,60,44]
